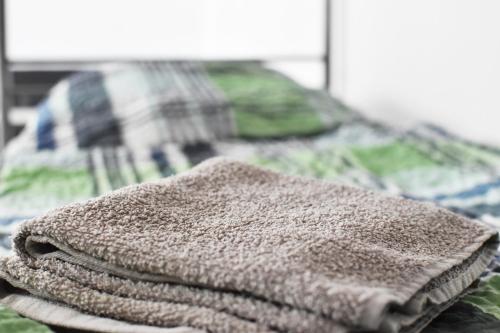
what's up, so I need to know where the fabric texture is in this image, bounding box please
[5,62,349,154]
[4,117,500,240]
[0,287,198,333]
[0,158,497,333]
[2,63,500,332]
[423,302,500,333]
[0,303,52,333]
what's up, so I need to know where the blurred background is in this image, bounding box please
[2,3,500,332]
[3,0,500,145]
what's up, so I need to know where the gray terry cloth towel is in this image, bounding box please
[0,158,497,333]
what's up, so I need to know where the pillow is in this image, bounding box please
[14,62,351,151]
[205,62,350,138]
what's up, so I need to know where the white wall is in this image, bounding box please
[332,0,500,145]
[7,0,323,60]
[8,0,500,145]
[6,0,325,87]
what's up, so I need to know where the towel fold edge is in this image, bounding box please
[0,282,202,333]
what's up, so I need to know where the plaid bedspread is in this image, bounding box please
[2,116,500,331]
[1,63,500,332]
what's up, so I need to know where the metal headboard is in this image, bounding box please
[0,0,332,149]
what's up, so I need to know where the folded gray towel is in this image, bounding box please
[0,158,497,333]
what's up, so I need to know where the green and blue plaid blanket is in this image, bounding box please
[6,62,347,154]
[1,63,500,332]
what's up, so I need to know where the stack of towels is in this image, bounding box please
[0,158,497,333]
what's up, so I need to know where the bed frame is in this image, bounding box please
[0,0,332,149]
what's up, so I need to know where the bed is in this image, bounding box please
[1,1,500,332]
